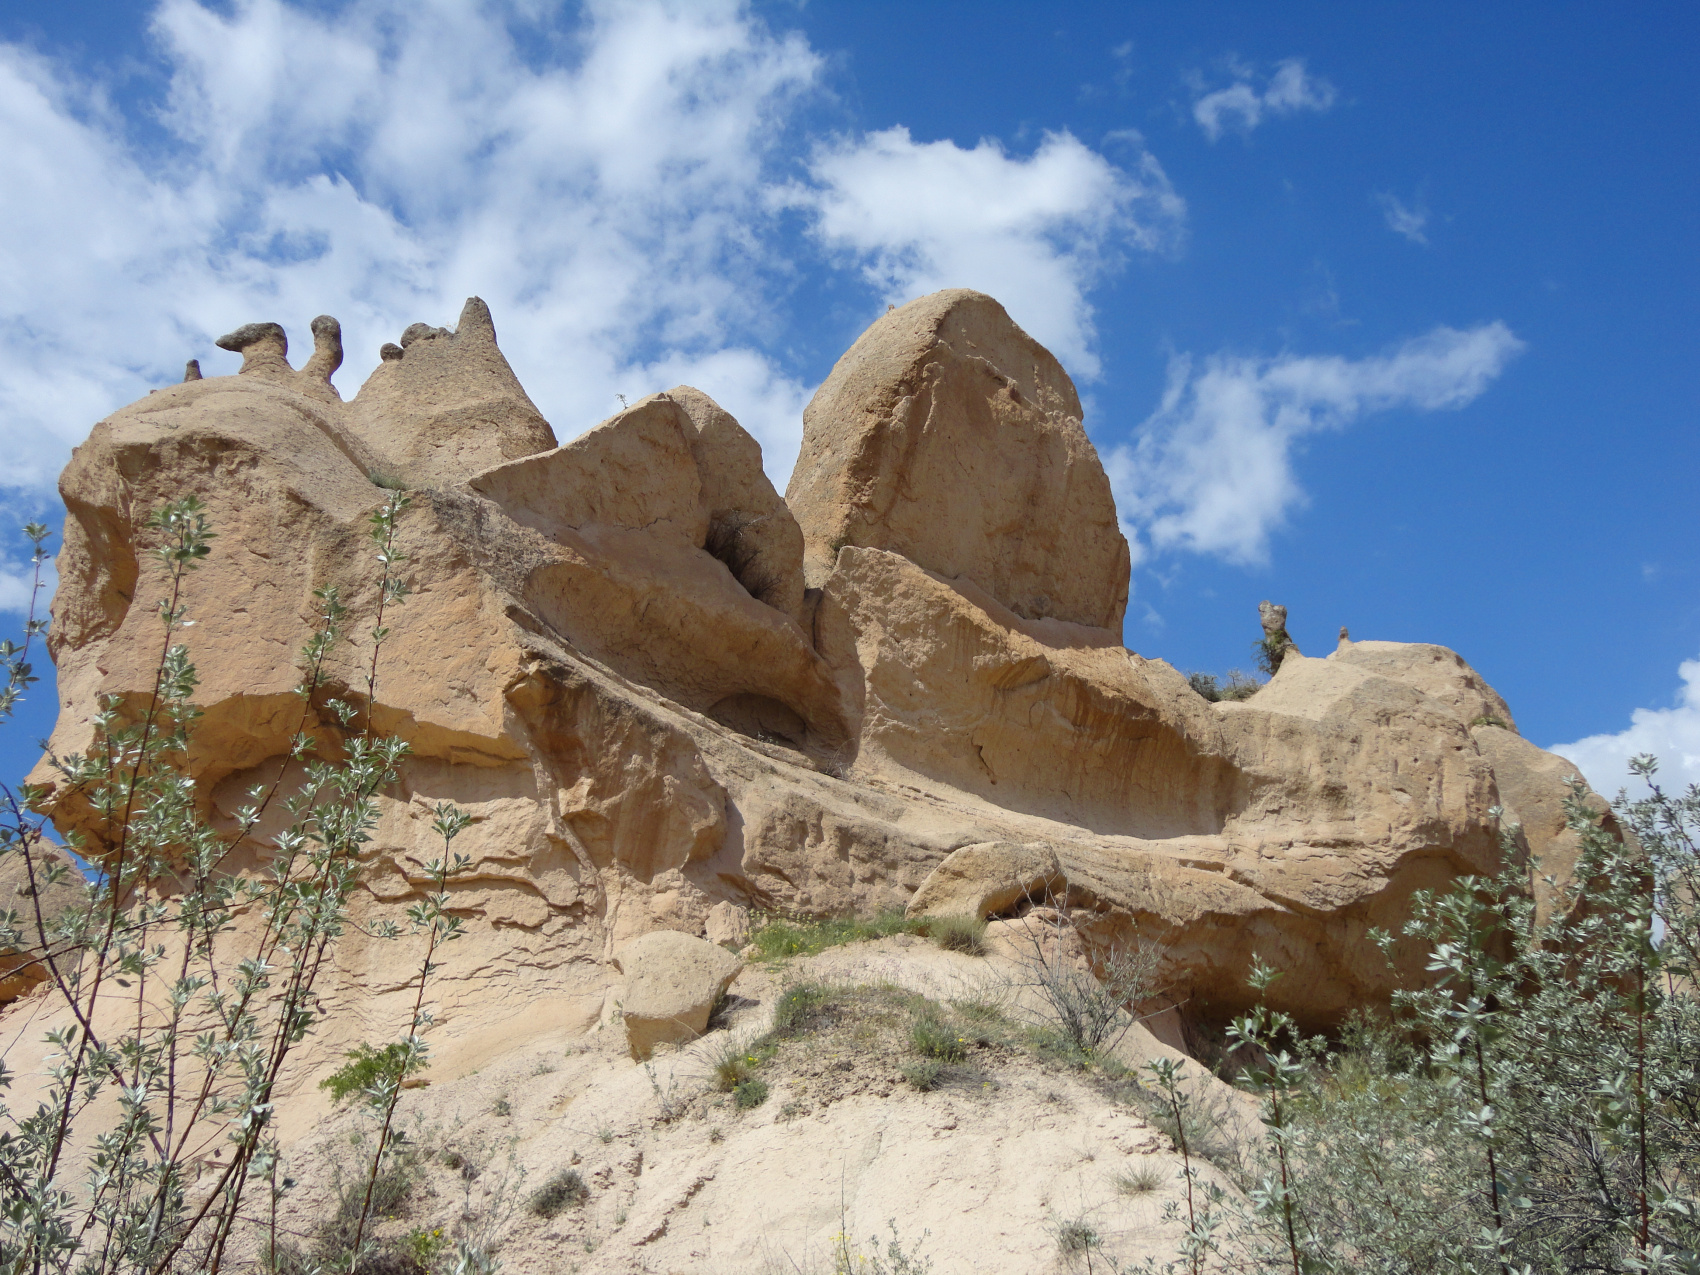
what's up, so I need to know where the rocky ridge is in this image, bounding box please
[26,287,1609,1064]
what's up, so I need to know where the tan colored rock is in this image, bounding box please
[983,906,1091,971]
[704,900,751,948]
[1471,723,1619,925]
[469,395,847,750]
[667,385,808,626]
[814,546,1238,838]
[344,297,556,488]
[905,842,1065,920]
[787,289,1130,630]
[614,929,741,1059]
[1332,639,1517,731]
[22,286,1619,1109]
[0,842,85,1003]
[472,393,707,544]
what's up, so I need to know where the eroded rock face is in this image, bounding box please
[23,290,1614,1049]
[787,290,1130,631]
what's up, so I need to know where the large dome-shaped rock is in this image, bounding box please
[786,290,1130,631]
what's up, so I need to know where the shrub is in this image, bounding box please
[901,1058,944,1091]
[733,1078,769,1110]
[527,1168,589,1218]
[920,912,987,955]
[1157,766,1700,1274]
[1115,1162,1165,1196]
[1010,911,1163,1057]
[771,981,833,1036]
[1187,669,1263,702]
[908,1010,967,1063]
[1052,1216,1099,1256]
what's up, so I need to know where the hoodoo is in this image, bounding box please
[8,287,1632,1274]
[31,289,1609,1038]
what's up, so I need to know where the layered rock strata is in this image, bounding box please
[26,288,1608,1067]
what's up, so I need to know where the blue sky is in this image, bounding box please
[1,0,1696,798]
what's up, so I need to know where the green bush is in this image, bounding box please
[1158,766,1700,1274]
[908,1011,967,1063]
[527,1168,589,1218]
[733,1078,769,1110]
[319,1041,419,1106]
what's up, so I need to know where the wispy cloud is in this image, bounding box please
[1551,657,1700,798]
[1105,323,1525,565]
[784,126,1185,378]
[1378,192,1431,244]
[0,0,827,504]
[1192,58,1335,141]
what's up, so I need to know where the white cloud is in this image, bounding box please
[1193,58,1335,141]
[785,126,1185,378]
[1378,192,1430,244]
[0,561,52,617]
[1105,323,1524,564]
[0,0,827,507]
[1550,658,1700,799]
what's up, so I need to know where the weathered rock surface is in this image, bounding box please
[787,289,1130,631]
[21,288,1615,1061]
[614,929,742,1059]
[906,842,1065,920]
[345,297,556,488]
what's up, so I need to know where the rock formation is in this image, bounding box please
[24,287,1612,1070]
[1258,598,1297,670]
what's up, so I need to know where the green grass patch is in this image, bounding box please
[747,910,925,961]
[918,913,988,956]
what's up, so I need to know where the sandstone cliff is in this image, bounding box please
[26,287,1605,1067]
